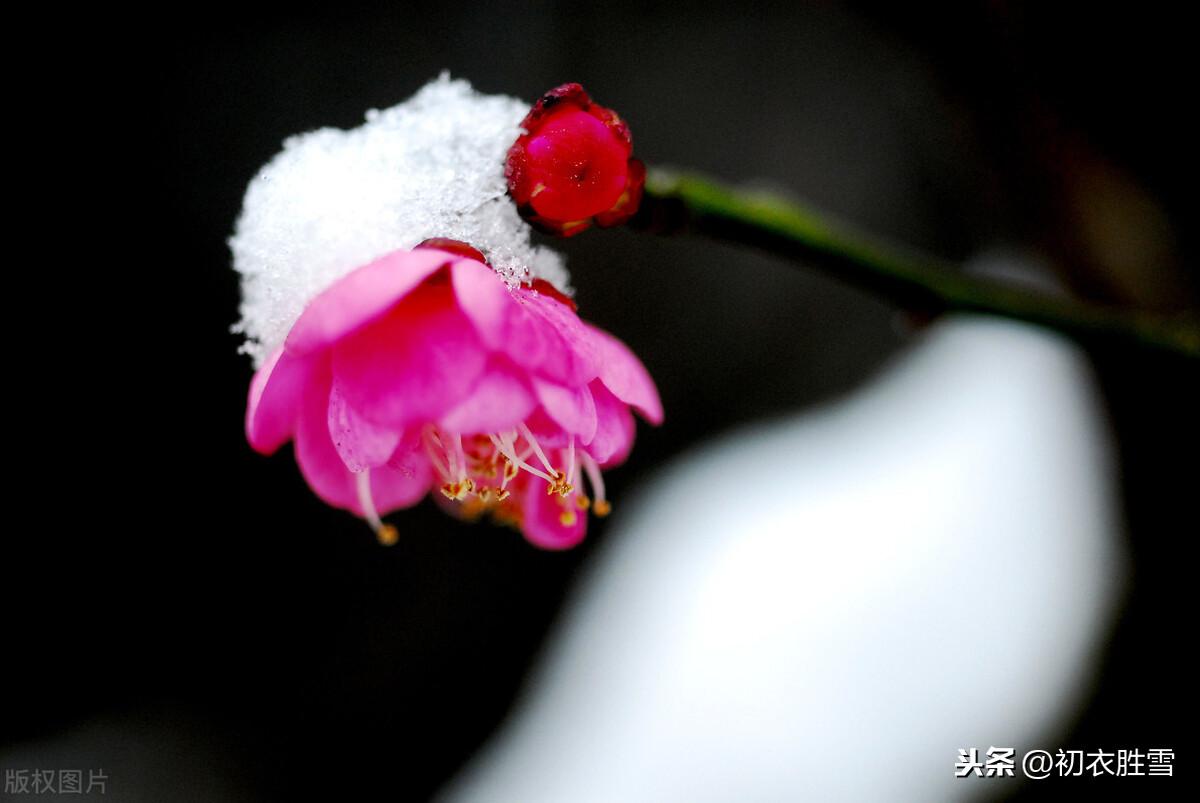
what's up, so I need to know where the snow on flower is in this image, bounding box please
[246,243,662,548]
[230,74,570,367]
[233,76,662,547]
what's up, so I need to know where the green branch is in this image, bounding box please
[635,169,1200,358]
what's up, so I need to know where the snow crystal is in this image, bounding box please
[230,74,570,366]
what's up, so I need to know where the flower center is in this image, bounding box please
[350,422,613,532]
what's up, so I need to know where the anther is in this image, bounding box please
[440,477,476,501]
[546,469,574,498]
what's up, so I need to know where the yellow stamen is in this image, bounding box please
[375,524,399,546]
[440,477,475,501]
[580,453,608,516]
[545,469,574,498]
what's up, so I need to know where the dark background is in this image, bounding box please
[7,2,1195,800]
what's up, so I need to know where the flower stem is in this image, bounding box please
[635,169,1200,358]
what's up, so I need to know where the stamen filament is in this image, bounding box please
[356,470,399,545]
[441,432,459,479]
[422,428,452,482]
[490,431,555,483]
[517,422,556,475]
[452,433,469,482]
[565,436,576,486]
[581,453,610,517]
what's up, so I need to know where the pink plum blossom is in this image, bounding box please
[245,243,662,549]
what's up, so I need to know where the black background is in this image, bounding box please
[7,2,1195,800]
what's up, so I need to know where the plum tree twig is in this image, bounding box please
[636,169,1200,358]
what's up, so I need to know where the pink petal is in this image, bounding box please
[517,291,601,386]
[285,248,453,356]
[589,325,663,424]
[294,363,360,510]
[246,346,315,455]
[461,281,601,388]
[294,364,432,515]
[521,407,572,450]
[373,444,435,514]
[439,357,538,434]
[584,380,637,465]
[327,379,402,472]
[451,257,515,348]
[533,378,598,443]
[386,428,428,479]
[331,272,488,428]
[519,477,588,550]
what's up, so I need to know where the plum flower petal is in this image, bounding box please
[246,347,314,455]
[455,258,601,387]
[328,380,402,472]
[585,381,638,466]
[589,326,664,425]
[246,245,660,548]
[330,272,489,428]
[451,258,515,345]
[439,357,538,434]
[533,378,598,444]
[286,248,451,356]
[520,475,589,550]
[292,361,432,516]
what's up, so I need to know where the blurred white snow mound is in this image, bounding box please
[443,314,1126,803]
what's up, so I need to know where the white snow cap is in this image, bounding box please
[230,74,570,366]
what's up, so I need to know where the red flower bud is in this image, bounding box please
[506,83,645,237]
